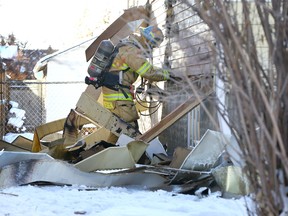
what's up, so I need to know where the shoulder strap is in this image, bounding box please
[118,38,141,49]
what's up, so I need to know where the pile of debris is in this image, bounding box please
[0,87,251,199]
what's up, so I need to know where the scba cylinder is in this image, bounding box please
[88,40,115,77]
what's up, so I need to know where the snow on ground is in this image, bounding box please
[0,185,252,216]
[1,99,253,216]
[1,133,254,216]
[3,132,34,143]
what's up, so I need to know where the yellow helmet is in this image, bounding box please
[140,25,164,48]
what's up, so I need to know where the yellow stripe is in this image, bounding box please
[112,63,129,71]
[163,70,170,80]
[103,93,133,101]
[136,62,152,76]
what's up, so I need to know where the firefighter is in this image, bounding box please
[102,25,170,128]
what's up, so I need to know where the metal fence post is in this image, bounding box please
[0,58,7,139]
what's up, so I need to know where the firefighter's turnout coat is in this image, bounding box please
[102,34,169,123]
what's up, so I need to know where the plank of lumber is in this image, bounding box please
[85,6,148,62]
[137,90,214,143]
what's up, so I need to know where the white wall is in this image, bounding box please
[45,44,89,122]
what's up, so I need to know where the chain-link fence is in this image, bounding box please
[0,80,97,140]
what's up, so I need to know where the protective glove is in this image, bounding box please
[169,71,185,82]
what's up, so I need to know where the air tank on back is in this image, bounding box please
[87,39,115,78]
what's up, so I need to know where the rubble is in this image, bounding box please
[0,125,251,198]
[0,79,251,198]
[0,152,166,189]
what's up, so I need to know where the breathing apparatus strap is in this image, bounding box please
[101,42,132,98]
[87,40,138,98]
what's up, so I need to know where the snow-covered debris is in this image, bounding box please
[7,101,26,131]
[3,132,33,143]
